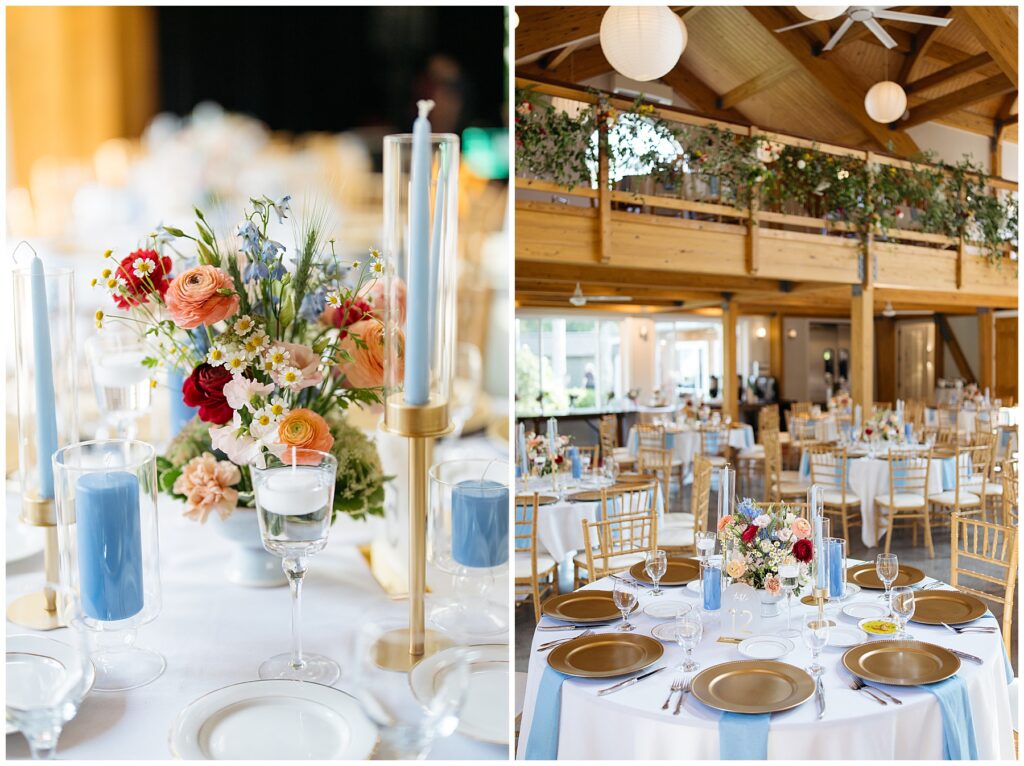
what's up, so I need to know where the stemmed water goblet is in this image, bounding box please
[777,564,801,638]
[674,612,703,672]
[250,448,339,684]
[890,586,915,639]
[612,577,638,631]
[876,553,899,617]
[802,615,830,678]
[645,549,668,596]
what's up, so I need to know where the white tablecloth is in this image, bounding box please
[517,566,1014,760]
[626,425,754,465]
[6,439,507,760]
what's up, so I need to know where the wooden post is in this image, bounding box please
[978,307,995,393]
[769,313,784,394]
[597,123,612,264]
[746,126,760,274]
[851,284,875,414]
[722,298,738,421]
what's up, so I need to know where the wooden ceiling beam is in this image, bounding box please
[897,8,951,84]
[514,7,606,62]
[516,259,782,293]
[518,45,614,85]
[904,53,993,95]
[899,74,1016,130]
[515,281,724,304]
[954,7,1018,88]
[541,42,582,72]
[717,64,797,110]
[660,63,749,122]
[746,6,920,157]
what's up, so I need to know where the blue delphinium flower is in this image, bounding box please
[236,221,260,255]
[243,260,270,282]
[737,497,758,518]
[299,288,326,322]
[270,195,292,224]
[261,239,285,261]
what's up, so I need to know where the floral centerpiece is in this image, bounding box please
[93,195,390,525]
[525,432,570,476]
[962,383,985,407]
[865,409,901,442]
[829,392,852,413]
[717,498,814,602]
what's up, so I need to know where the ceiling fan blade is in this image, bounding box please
[821,16,855,51]
[587,296,634,302]
[774,18,819,33]
[872,10,952,27]
[863,17,898,49]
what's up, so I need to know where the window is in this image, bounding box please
[654,319,723,400]
[515,316,622,414]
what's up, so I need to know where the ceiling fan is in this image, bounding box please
[881,301,933,318]
[568,283,632,307]
[775,7,952,52]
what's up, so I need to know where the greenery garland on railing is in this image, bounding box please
[515,87,1018,265]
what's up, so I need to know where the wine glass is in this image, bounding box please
[250,448,339,684]
[777,564,801,638]
[802,616,830,678]
[85,330,153,439]
[7,628,92,759]
[612,578,638,631]
[645,549,668,597]
[351,608,472,759]
[890,586,915,639]
[695,531,717,563]
[876,553,899,616]
[674,612,703,672]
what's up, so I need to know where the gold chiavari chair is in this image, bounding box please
[873,402,893,413]
[937,404,965,442]
[600,414,634,470]
[808,445,861,544]
[514,493,559,621]
[904,400,926,432]
[636,422,666,450]
[995,425,1018,467]
[580,511,658,584]
[950,512,1018,651]
[697,424,728,469]
[575,444,600,473]
[638,447,673,514]
[572,482,659,588]
[659,455,713,554]
[967,430,1003,514]
[791,401,813,418]
[929,444,989,525]
[763,427,808,503]
[876,451,933,557]
[1001,459,1018,527]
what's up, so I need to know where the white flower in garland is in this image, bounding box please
[223,376,273,412]
[796,159,806,170]
[248,407,279,439]
[837,169,850,180]
[244,330,270,356]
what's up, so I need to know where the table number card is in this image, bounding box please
[722,583,759,635]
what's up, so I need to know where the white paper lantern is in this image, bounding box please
[599,6,686,82]
[864,80,908,123]
[796,6,848,21]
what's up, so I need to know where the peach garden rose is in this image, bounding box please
[165,265,240,329]
[790,517,812,540]
[336,320,396,389]
[278,408,335,461]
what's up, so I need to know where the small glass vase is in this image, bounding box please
[759,589,784,619]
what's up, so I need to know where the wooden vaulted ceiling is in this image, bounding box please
[515,5,1019,153]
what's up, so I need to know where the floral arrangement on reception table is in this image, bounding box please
[962,383,986,407]
[92,195,389,523]
[717,498,814,597]
[525,432,570,476]
[864,409,902,442]
[829,392,852,413]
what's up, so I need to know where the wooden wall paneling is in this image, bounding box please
[994,315,1018,402]
[874,317,897,406]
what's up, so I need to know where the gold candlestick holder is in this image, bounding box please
[374,396,455,671]
[7,495,63,630]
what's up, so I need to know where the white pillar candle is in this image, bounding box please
[91,352,150,387]
[256,468,331,516]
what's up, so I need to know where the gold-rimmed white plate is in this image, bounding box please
[691,660,815,714]
[547,633,663,678]
[842,640,960,686]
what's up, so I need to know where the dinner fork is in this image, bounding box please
[853,675,902,705]
[537,628,594,651]
[940,622,997,635]
[673,676,691,715]
[662,678,683,710]
[847,675,887,705]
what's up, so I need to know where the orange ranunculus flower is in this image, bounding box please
[165,265,240,329]
[278,408,334,461]
[336,320,394,389]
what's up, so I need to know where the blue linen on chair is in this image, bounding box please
[719,711,771,759]
[523,665,569,760]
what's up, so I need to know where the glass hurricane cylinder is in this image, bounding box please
[52,439,164,691]
[11,265,79,631]
[381,132,459,421]
[427,459,509,642]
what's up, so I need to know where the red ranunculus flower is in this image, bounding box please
[741,524,758,544]
[182,364,234,424]
[112,249,173,309]
[554,455,564,465]
[792,538,813,563]
[331,298,372,337]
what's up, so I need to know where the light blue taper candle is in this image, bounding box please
[518,422,529,475]
[404,99,434,406]
[30,254,58,498]
[428,144,447,345]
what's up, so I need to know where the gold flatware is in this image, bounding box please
[842,640,960,686]
[846,563,926,589]
[541,591,632,623]
[547,633,663,678]
[690,660,815,714]
[909,591,987,625]
[629,557,700,586]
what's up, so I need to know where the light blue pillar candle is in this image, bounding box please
[702,564,722,610]
[30,255,58,498]
[76,471,144,621]
[569,447,581,479]
[518,422,529,475]
[168,369,199,436]
[404,99,434,406]
[828,539,844,598]
[451,479,509,568]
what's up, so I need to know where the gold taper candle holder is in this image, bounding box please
[377,396,454,671]
[7,495,63,630]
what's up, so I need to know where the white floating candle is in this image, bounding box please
[256,468,331,517]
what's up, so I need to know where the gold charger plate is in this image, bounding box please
[567,490,605,503]
[536,495,558,506]
[541,591,632,623]
[691,660,815,714]
[547,633,663,678]
[846,563,925,589]
[629,558,700,586]
[616,473,654,485]
[842,640,960,686]
[909,590,987,626]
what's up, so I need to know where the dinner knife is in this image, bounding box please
[816,677,826,719]
[596,666,666,696]
[949,649,983,664]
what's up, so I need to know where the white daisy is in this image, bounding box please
[278,366,303,389]
[368,247,381,261]
[132,257,156,279]
[325,290,342,309]
[244,330,270,356]
[268,397,290,419]
[233,315,255,335]
[225,349,248,373]
[206,343,230,367]
[266,346,291,370]
[248,407,278,439]
[350,260,361,270]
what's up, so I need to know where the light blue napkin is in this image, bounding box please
[523,665,568,760]
[918,675,978,760]
[719,711,771,760]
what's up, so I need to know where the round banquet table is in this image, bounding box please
[518,476,663,563]
[5,439,507,760]
[516,564,1014,760]
[626,424,754,466]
